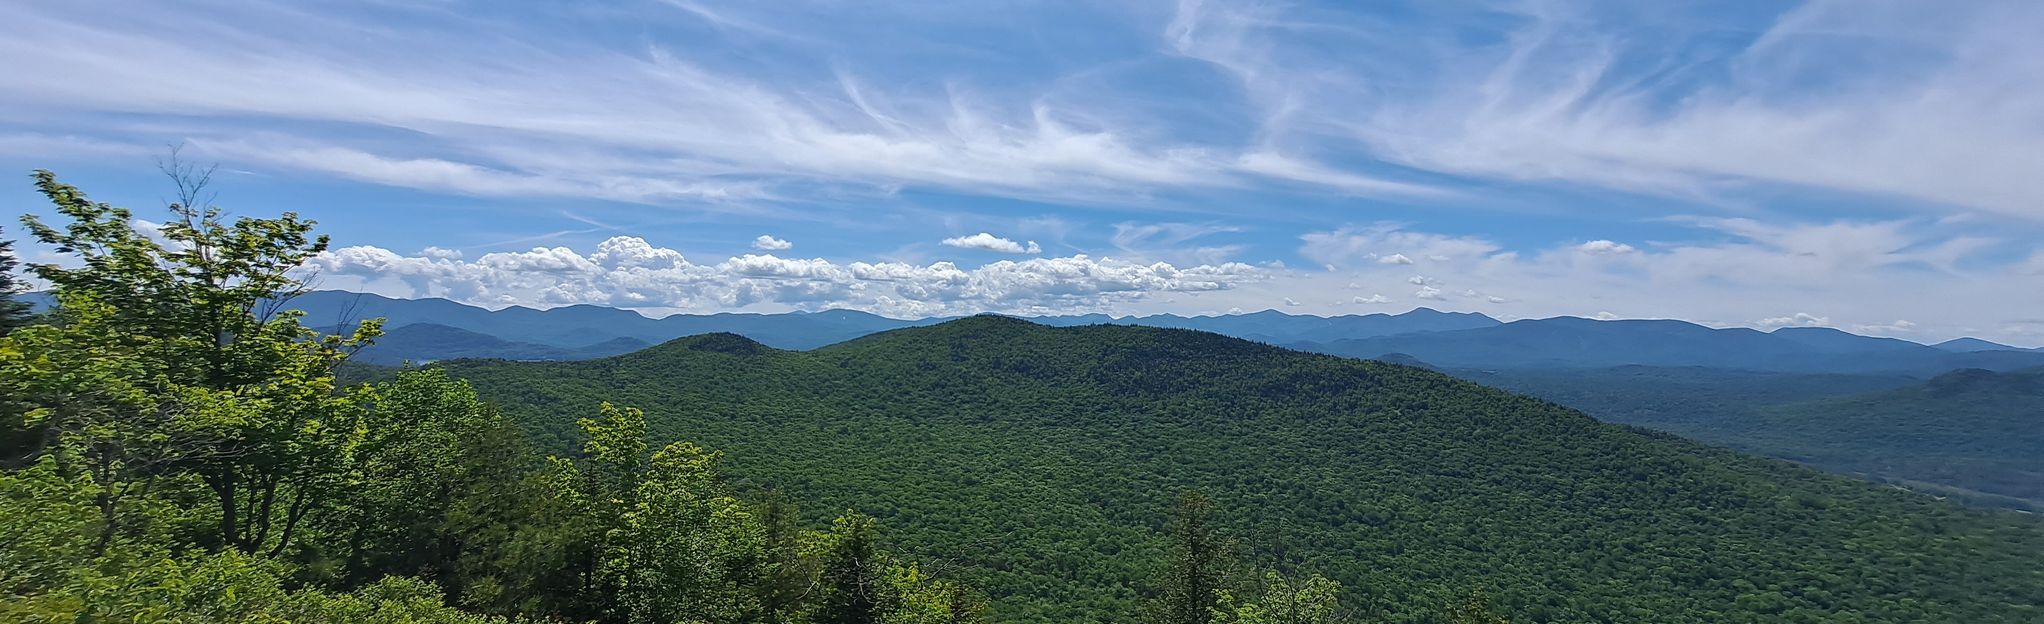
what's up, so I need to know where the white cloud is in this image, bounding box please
[941,233,1041,254]
[1852,320,1917,335]
[1167,0,2044,220]
[204,141,765,203]
[419,246,463,260]
[2017,251,2044,275]
[1758,313,1831,328]
[1593,311,1619,320]
[1233,151,1439,197]
[304,235,1264,317]
[0,2,1448,209]
[282,214,2044,343]
[1300,224,1502,270]
[1258,217,2042,344]
[751,235,793,251]
[1110,222,1244,266]
[1577,240,1636,254]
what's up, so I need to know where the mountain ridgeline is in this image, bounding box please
[280,291,2044,509]
[12,166,2039,624]
[442,317,2044,623]
[1460,366,2044,508]
[241,291,2044,375]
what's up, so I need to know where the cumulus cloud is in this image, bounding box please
[1255,217,2044,343]
[751,235,793,251]
[1758,313,1831,328]
[942,233,1041,254]
[304,235,1264,316]
[1376,253,1413,265]
[284,213,2044,343]
[419,246,463,260]
[1577,240,1636,254]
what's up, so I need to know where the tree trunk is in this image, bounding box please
[210,474,241,552]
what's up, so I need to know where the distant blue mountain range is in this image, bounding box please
[1304,318,2044,375]
[20,290,2042,372]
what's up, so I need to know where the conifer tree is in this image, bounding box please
[815,513,892,624]
[1153,491,1232,624]
[0,226,31,336]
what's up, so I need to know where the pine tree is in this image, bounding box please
[1152,491,1232,624]
[814,513,892,624]
[756,490,814,623]
[0,226,33,336]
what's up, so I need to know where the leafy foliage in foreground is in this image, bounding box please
[0,171,983,623]
[448,318,2044,623]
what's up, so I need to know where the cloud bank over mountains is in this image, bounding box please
[304,214,2044,344]
[309,236,1262,318]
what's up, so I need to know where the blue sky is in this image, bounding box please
[3,0,2042,343]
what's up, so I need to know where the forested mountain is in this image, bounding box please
[192,289,2044,512]
[443,317,2044,623]
[1735,368,2044,504]
[271,290,1502,354]
[0,172,994,623]
[1452,365,2044,508]
[12,173,2040,621]
[256,290,2044,375]
[1934,337,2035,353]
[1028,307,1502,343]
[276,290,940,351]
[349,322,650,364]
[1304,317,2044,374]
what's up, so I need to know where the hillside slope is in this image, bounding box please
[349,322,649,364]
[1732,368,2044,504]
[442,319,2044,623]
[1458,366,2043,506]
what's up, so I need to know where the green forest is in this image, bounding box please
[442,318,2044,623]
[0,173,1009,623]
[4,172,2044,623]
[0,176,1534,623]
[1464,366,2044,508]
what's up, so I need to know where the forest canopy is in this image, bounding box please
[0,170,1014,623]
[4,170,2042,624]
